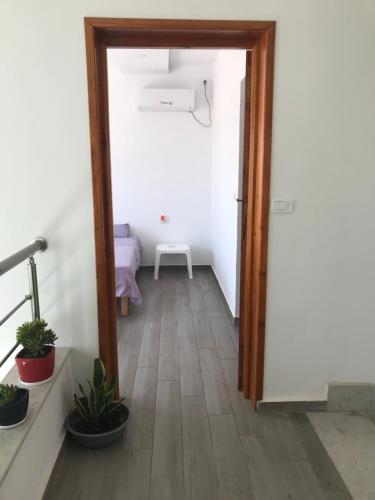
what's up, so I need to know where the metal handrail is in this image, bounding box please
[0,237,47,276]
[0,237,48,368]
[0,295,31,327]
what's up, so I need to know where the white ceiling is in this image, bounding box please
[170,49,218,68]
[108,49,219,74]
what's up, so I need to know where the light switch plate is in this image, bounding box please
[271,198,294,214]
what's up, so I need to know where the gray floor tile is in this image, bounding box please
[125,366,157,449]
[203,289,224,318]
[118,353,138,400]
[221,359,264,436]
[44,268,353,500]
[199,348,232,415]
[209,414,255,499]
[193,310,216,349]
[290,414,351,494]
[138,320,161,368]
[151,381,184,500]
[158,328,179,381]
[179,337,204,397]
[181,396,218,499]
[209,315,237,360]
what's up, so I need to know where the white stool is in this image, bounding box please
[154,244,193,280]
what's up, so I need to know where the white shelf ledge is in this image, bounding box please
[0,347,72,498]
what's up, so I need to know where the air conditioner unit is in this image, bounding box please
[138,89,195,112]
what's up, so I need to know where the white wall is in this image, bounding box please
[108,51,213,265]
[211,51,246,317]
[0,2,98,384]
[1,0,375,402]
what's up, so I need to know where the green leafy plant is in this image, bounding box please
[73,358,125,431]
[0,384,18,406]
[16,319,58,357]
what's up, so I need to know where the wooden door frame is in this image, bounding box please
[84,17,275,408]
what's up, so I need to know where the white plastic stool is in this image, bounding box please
[154,244,193,280]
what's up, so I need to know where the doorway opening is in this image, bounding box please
[84,18,275,409]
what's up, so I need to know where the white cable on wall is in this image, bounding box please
[189,80,212,128]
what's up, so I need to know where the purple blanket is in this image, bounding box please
[114,237,142,305]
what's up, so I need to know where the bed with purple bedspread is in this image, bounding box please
[114,235,142,305]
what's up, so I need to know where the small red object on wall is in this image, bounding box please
[160,214,167,222]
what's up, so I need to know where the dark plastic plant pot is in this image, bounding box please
[15,346,55,385]
[0,389,29,429]
[66,405,130,449]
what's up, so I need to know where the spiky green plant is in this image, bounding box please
[0,384,18,406]
[73,358,125,431]
[16,319,57,357]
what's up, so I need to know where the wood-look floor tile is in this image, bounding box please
[145,284,162,322]
[209,316,237,360]
[193,310,215,349]
[262,413,308,460]
[43,441,88,500]
[179,337,204,397]
[283,459,328,500]
[181,396,218,499]
[119,312,146,357]
[241,434,289,500]
[177,308,196,339]
[50,443,121,500]
[203,289,224,318]
[176,278,191,306]
[138,320,160,368]
[188,282,205,312]
[160,273,176,297]
[199,348,231,414]
[196,269,215,291]
[110,448,152,500]
[289,414,350,493]
[44,268,353,500]
[161,296,177,330]
[118,353,138,400]
[125,366,157,450]
[158,328,179,381]
[176,287,196,338]
[176,279,196,338]
[209,414,254,499]
[151,381,184,500]
[221,359,264,436]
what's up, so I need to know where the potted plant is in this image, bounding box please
[0,384,29,429]
[15,319,58,385]
[66,358,129,448]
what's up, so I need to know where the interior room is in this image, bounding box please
[108,47,246,400]
[108,48,246,322]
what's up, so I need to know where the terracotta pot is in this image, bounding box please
[15,346,55,384]
[0,389,29,429]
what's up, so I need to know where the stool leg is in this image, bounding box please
[154,251,161,280]
[186,250,193,279]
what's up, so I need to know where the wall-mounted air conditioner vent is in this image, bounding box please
[138,89,195,112]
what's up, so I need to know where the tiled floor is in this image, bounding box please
[44,267,352,500]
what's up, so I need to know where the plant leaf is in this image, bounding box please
[87,380,98,420]
[77,382,87,399]
[74,395,90,423]
[93,358,105,389]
